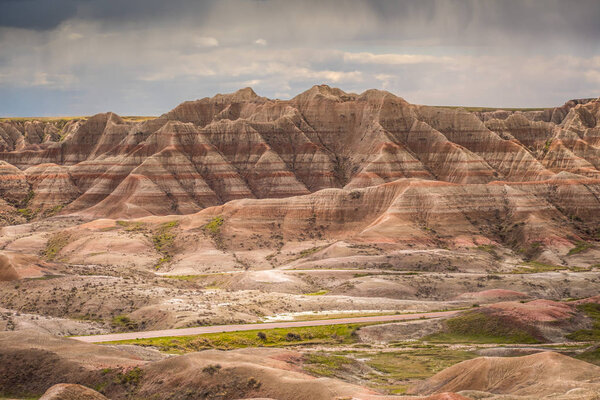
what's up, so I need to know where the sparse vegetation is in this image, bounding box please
[476,244,500,260]
[152,221,178,269]
[16,208,35,221]
[304,290,329,296]
[291,245,327,261]
[567,241,592,256]
[566,303,600,341]
[304,352,361,378]
[162,274,200,281]
[203,216,225,250]
[111,314,139,331]
[303,347,477,395]
[43,204,63,217]
[202,364,222,375]
[512,261,590,274]
[425,311,540,344]
[114,367,144,386]
[43,231,71,261]
[576,345,600,366]
[116,220,147,232]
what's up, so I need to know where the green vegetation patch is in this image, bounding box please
[203,216,223,233]
[111,315,139,331]
[476,244,501,260]
[43,204,63,217]
[567,241,593,256]
[567,303,600,341]
[162,274,200,281]
[43,231,71,261]
[303,352,362,378]
[512,261,589,274]
[116,220,147,232]
[203,216,225,250]
[576,346,600,366]
[290,245,328,262]
[302,347,477,395]
[365,348,476,381]
[152,220,178,269]
[106,324,365,354]
[16,208,35,221]
[304,290,329,296]
[425,311,540,344]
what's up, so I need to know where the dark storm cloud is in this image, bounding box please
[0,0,599,116]
[367,0,600,40]
[0,0,217,30]
[0,0,79,30]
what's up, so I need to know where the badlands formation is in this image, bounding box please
[0,86,600,399]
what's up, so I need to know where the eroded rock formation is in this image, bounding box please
[1,86,599,258]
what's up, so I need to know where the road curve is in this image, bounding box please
[73,310,460,343]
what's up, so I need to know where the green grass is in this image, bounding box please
[43,204,63,217]
[511,261,590,274]
[17,208,34,220]
[567,241,593,256]
[111,315,139,331]
[152,221,178,269]
[566,303,600,341]
[575,346,600,366]
[105,324,365,353]
[302,347,477,395]
[365,348,476,380]
[425,311,540,344]
[162,275,201,281]
[203,216,225,250]
[43,231,71,261]
[303,352,361,377]
[116,220,147,232]
[297,245,326,258]
[304,290,329,296]
[203,216,223,233]
[476,244,500,260]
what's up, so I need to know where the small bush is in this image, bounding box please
[111,315,139,331]
[286,332,301,341]
[202,364,221,375]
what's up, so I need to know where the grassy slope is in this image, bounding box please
[424,311,540,344]
[106,324,365,353]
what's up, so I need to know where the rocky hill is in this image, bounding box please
[1,86,599,264]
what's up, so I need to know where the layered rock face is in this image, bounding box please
[1,86,599,254]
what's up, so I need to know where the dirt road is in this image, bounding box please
[73,310,460,343]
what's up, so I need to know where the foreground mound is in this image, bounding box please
[0,250,56,281]
[410,352,600,398]
[0,330,379,399]
[40,384,108,400]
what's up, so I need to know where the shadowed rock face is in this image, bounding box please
[0,86,599,253]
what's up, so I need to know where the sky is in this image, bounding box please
[1,0,599,116]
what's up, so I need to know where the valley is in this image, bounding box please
[1,86,599,399]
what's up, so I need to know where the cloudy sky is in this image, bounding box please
[1,0,599,116]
